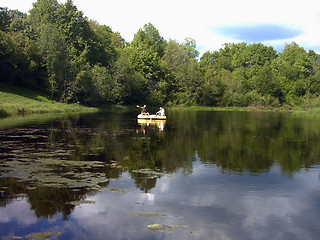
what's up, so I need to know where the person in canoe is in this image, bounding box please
[156,107,165,116]
[137,105,149,115]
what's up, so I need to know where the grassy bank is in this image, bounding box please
[167,105,285,113]
[0,84,98,117]
[290,107,320,119]
[1,83,319,119]
[168,105,320,119]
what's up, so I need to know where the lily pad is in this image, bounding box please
[26,232,53,240]
[0,157,108,190]
[132,169,166,178]
[147,224,174,231]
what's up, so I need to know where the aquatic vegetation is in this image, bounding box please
[147,224,174,231]
[132,169,166,179]
[0,127,112,190]
[67,200,96,205]
[23,231,62,240]
[0,158,109,189]
[25,231,53,240]
[127,212,166,217]
[102,187,130,193]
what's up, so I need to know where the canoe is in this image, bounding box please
[137,114,167,120]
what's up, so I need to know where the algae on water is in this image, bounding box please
[127,212,166,217]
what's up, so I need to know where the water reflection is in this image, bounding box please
[137,119,166,131]
[1,110,320,239]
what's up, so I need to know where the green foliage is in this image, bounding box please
[131,23,166,57]
[90,64,120,104]
[113,23,169,105]
[0,7,27,32]
[198,76,225,106]
[38,24,70,97]
[2,1,320,108]
[162,39,202,105]
[275,43,312,78]
[252,64,283,100]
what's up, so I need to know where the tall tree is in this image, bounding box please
[131,23,166,58]
[29,0,60,28]
[0,8,42,88]
[163,39,202,105]
[272,42,312,104]
[124,23,168,105]
[38,23,70,98]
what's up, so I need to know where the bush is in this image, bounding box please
[301,93,320,110]
[167,92,196,106]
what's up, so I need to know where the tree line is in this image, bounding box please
[1,0,320,108]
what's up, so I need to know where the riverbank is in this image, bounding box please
[0,83,98,117]
[1,84,319,119]
[168,105,320,119]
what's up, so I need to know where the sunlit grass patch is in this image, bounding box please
[291,107,320,118]
[0,83,98,116]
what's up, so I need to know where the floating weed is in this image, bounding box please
[147,223,195,235]
[42,183,65,188]
[147,224,174,231]
[0,157,108,190]
[127,212,166,217]
[40,175,74,184]
[25,231,53,240]
[0,127,126,198]
[67,200,96,205]
[101,187,130,195]
[88,177,109,185]
[132,169,166,178]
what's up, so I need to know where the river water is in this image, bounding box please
[0,109,320,240]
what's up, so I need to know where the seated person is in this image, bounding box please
[156,107,165,116]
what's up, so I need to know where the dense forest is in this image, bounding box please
[1,0,320,108]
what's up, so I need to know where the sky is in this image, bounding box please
[2,0,320,54]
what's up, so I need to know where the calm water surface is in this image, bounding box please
[0,109,320,240]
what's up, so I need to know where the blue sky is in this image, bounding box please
[2,0,320,54]
[213,23,303,43]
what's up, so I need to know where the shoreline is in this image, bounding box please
[1,84,319,119]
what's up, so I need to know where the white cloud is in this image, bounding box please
[0,198,38,225]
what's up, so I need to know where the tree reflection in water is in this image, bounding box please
[1,110,320,220]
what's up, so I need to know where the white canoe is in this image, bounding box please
[137,114,167,120]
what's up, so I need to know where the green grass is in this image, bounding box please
[291,107,320,119]
[167,106,276,112]
[0,83,98,117]
[168,105,320,119]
